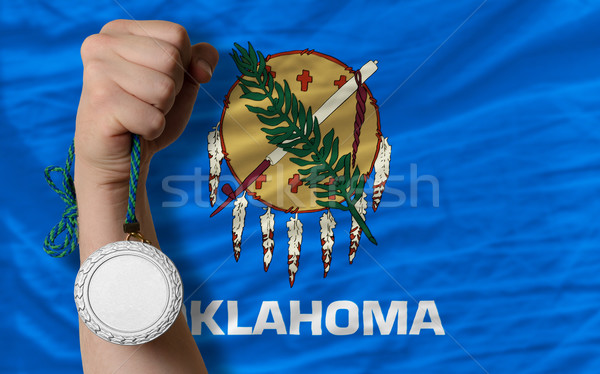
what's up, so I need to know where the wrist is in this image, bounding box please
[74,158,150,261]
[73,149,151,189]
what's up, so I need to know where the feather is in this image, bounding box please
[260,207,275,272]
[232,192,247,261]
[319,210,336,277]
[207,126,224,207]
[349,192,367,264]
[287,214,303,287]
[372,137,391,212]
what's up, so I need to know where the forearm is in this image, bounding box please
[75,160,206,374]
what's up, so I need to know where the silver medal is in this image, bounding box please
[74,240,183,345]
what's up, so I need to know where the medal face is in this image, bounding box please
[74,241,182,345]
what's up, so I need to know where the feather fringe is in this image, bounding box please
[260,207,275,272]
[372,137,391,212]
[207,126,224,207]
[320,210,336,277]
[232,192,247,261]
[287,214,303,287]
[349,192,367,264]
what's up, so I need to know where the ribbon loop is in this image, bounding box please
[43,135,142,258]
[43,143,78,257]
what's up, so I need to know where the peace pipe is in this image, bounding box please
[210,60,378,217]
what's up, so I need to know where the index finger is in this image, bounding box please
[100,19,192,68]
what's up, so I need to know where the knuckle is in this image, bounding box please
[80,34,110,60]
[155,76,176,103]
[168,23,189,48]
[100,19,128,33]
[162,45,181,72]
[146,109,166,136]
[86,81,114,108]
[82,60,105,79]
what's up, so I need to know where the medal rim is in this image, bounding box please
[74,240,183,345]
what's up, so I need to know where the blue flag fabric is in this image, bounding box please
[2,1,599,373]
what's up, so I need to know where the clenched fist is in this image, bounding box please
[75,19,218,188]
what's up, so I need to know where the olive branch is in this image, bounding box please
[230,42,377,245]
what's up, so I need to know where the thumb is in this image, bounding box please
[188,42,220,84]
[153,43,219,151]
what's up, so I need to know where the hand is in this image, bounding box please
[74,20,219,188]
[73,22,212,373]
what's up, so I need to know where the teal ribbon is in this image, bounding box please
[43,134,141,257]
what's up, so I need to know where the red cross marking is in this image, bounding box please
[265,65,276,78]
[324,177,337,200]
[333,75,347,89]
[288,174,303,193]
[296,69,313,91]
[254,174,267,189]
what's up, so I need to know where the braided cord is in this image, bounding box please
[126,134,141,225]
[43,143,77,257]
[351,70,367,168]
[43,134,142,257]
